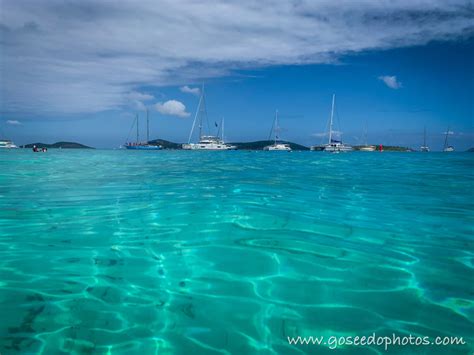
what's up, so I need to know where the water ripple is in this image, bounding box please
[0,150,473,354]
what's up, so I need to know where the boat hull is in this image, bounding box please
[182,143,236,150]
[323,143,353,152]
[264,147,291,151]
[359,146,376,152]
[125,145,162,150]
[263,143,291,151]
[0,140,18,149]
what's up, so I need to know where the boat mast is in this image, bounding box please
[136,113,139,143]
[146,108,149,143]
[364,121,368,146]
[329,94,335,144]
[275,110,278,145]
[187,86,204,144]
[221,117,225,143]
[423,126,426,147]
[199,93,203,141]
[444,125,450,149]
[198,85,206,140]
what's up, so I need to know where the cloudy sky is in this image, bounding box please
[1,0,473,149]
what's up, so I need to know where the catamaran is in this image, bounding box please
[182,87,236,150]
[0,139,18,149]
[443,126,454,152]
[310,94,353,152]
[263,110,291,151]
[359,122,376,151]
[420,126,430,152]
[125,109,162,150]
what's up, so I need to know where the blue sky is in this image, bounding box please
[1,1,473,150]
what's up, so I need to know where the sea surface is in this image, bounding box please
[0,150,473,354]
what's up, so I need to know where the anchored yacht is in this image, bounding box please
[443,126,454,152]
[311,94,353,152]
[0,139,18,149]
[125,109,162,150]
[183,87,236,150]
[420,126,430,152]
[264,143,291,151]
[359,122,376,151]
[182,134,236,150]
[263,110,292,151]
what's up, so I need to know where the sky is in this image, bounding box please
[1,0,473,150]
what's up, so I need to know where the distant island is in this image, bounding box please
[148,139,310,150]
[467,147,474,152]
[140,138,417,151]
[21,141,94,149]
[149,138,418,151]
[147,139,184,150]
[353,145,414,152]
[18,139,423,151]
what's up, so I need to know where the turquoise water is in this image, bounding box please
[0,150,473,354]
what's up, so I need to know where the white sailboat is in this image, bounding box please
[359,122,376,151]
[182,87,236,150]
[420,126,430,152]
[311,94,353,152]
[263,110,291,151]
[443,126,454,152]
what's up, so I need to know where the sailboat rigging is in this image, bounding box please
[443,126,454,152]
[182,86,236,150]
[310,94,353,152]
[359,121,376,151]
[125,109,162,150]
[420,126,430,152]
[263,110,291,151]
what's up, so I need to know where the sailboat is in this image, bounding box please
[125,109,162,150]
[443,126,454,152]
[311,94,353,152]
[359,122,376,151]
[182,86,236,150]
[420,126,430,152]
[263,110,291,151]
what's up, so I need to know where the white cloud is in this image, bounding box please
[155,100,190,118]
[125,91,154,111]
[180,85,201,96]
[6,120,22,125]
[0,1,471,114]
[126,91,154,102]
[378,75,402,89]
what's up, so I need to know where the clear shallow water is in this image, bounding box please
[0,150,473,354]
